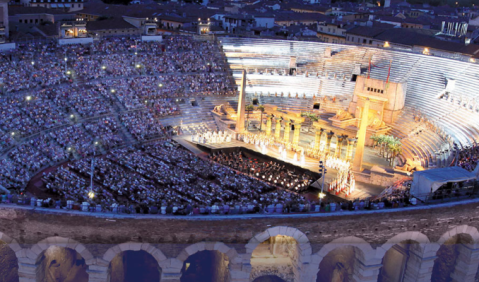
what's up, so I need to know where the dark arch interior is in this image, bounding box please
[378,240,420,282]
[109,250,161,282]
[253,275,287,282]
[0,240,19,282]
[316,246,358,282]
[180,250,230,282]
[432,233,473,282]
[35,246,88,282]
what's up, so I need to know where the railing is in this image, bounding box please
[2,185,479,217]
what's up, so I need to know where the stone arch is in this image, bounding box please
[312,236,377,282]
[432,226,479,282]
[31,237,92,282]
[176,242,238,282]
[0,231,20,282]
[103,242,166,282]
[246,226,312,282]
[29,237,93,263]
[102,242,167,265]
[437,225,479,247]
[176,241,240,265]
[377,232,437,282]
[246,226,312,259]
[379,231,435,257]
[314,236,375,262]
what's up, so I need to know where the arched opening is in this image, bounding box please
[378,240,421,282]
[250,235,299,282]
[0,240,19,282]
[180,250,230,282]
[319,132,327,152]
[253,275,287,282]
[316,246,362,282]
[330,135,340,157]
[432,233,474,282]
[109,250,161,282]
[36,245,88,282]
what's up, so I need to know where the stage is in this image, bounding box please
[174,135,386,200]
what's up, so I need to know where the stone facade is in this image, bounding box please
[1,199,479,281]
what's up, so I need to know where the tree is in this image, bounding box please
[370,135,379,149]
[257,104,265,131]
[377,135,387,157]
[388,141,403,167]
[301,112,319,133]
[245,104,254,130]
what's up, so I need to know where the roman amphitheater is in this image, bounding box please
[0,35,478,282]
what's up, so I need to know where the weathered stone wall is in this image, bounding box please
[0,199,479,282]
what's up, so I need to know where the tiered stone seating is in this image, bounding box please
[366,49,479,147]
[159,96,239,134]
[221,37,479,152]
[387,110,450,168]
[318,78,356,98]
[259,96,311,112]
[320,48,373,77]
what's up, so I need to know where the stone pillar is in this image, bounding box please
[353,98,370,172]
[335,135,345,159]
[292,123,302,146]
[87,265,109,282]
[227,259,249,282]
[313,129,322,153]
[266,116,272,136]
[346,138,357,162]
[283,121,291,143]
[324,131,334,157]
[18,262,36,282]
[450,245,479,282]
[235,70,247,133]
[402,252,436,282]
[240,262,252,282]
[161,268,182,281]
[160,258,183,282]
[275,119,281,139]
[352,260,382,282]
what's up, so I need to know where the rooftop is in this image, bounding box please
[86,17,137,31]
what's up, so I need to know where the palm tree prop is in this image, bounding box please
[257,104,265,131]
[245,104,254,130]
[370,134,402,165]
[301,112,319,132]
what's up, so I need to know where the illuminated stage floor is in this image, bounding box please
[175,135,386,199]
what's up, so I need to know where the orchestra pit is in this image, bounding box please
[0,35,477,282]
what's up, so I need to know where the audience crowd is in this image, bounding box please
[0,36,477,217]
[457,143,479,172]
[0,35,235,193]
[39,140,310,214]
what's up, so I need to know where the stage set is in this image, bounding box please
[185,70,411,199]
